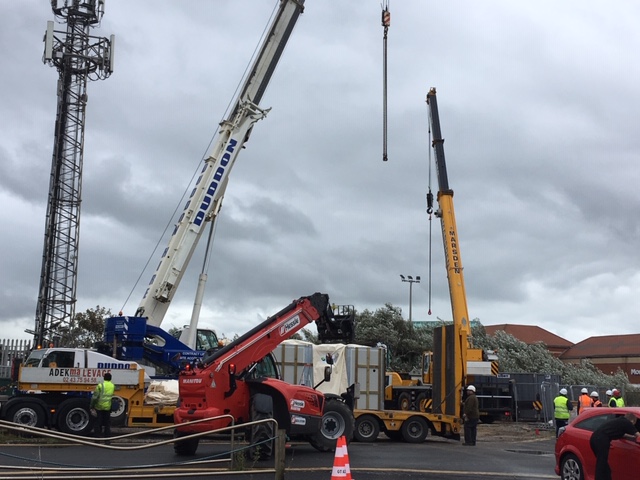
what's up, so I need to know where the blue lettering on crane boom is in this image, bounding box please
[194,138,238,227]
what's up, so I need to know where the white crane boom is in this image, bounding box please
[135,0,305,326]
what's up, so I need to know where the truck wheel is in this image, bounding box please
[110,396,127,427]
[398,392,412,411]
[385,430,403,441]
[57,399,93,435]
[480,415,495,424]
[6,402,46,429]
[309,399,354,452]
[353,414,380,442]
[249,394,274,461]
[415,393,429,413]
[401,416,429,443]
[173,430,199,455]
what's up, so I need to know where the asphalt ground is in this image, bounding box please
[0,422,558,480]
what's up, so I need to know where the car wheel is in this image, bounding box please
[560,453,583,480]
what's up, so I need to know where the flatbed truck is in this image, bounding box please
[273,340,462,443]
[1,347,175,435]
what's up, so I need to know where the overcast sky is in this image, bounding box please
[2,0,640,346]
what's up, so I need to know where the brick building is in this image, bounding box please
[560,334,640,384]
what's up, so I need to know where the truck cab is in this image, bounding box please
[23,347,154,377]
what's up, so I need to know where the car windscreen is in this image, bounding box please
[24,349,46,367]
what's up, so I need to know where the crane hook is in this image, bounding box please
[381,1,390,161]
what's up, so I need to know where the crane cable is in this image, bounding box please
[426,98,434,315]
[382,1,390,161]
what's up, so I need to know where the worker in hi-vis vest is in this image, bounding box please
[554,388,573,437]
[91,372,115,440]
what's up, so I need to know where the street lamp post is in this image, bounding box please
[400,275,421,322]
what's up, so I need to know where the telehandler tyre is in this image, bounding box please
[309,399,354,452]
[173,430,199,455]
[249,393,274,461]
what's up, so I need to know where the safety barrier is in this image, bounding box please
[0,339,31,380]
[0,415,287,479]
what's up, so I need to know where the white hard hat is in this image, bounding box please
[581,388,588,394]
[590,391,599,398]
[606,390,613,396]
[560,388,568,395]
[466,385,476,392]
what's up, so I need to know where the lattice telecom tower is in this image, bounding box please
[32,0,114,347]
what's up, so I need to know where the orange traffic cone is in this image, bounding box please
[331,436,352,480]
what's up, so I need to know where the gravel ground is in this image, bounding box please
[475,421,555,442]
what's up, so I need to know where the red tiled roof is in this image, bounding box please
[560,334,640,359]
[484,324,573,349]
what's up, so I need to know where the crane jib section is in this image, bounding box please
[441,207,462,275]
[194,138,237,227]
[134,0,304,326]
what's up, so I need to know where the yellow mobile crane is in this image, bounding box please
[382,87,487,415]
[347,89,476,442]
[426,86,469,420]
[281,89,474,443]
[276,89,498,441]
[385,90,500,417]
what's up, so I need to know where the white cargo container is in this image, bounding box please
[273,340,385,411]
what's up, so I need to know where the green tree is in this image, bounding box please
[473,328,631,389]
[294,328,318,343]
[351,306,632,391]
[354,303,432,372]
[56,305,112,348]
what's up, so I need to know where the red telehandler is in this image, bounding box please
[173,292,355,459]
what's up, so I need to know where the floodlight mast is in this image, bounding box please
[400,274,421,322]
[31,0,114,348]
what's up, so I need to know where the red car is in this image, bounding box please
[555,406,640,480]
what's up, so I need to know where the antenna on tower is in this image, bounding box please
[30,0,114,347]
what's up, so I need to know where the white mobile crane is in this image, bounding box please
[102,0,306,367]
[140,0,305,328]
[1,0,309,435]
